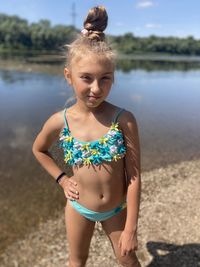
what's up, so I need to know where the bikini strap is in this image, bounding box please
[113,108,125,123]
[63,108,69,129]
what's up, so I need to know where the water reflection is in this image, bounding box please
[0,70,39,84]
[117,59,200,72]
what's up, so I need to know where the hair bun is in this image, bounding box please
[83,6,108,41]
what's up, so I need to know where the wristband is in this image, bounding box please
[56,172,66,183]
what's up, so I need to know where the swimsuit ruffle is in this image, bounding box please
[59,122,126,166]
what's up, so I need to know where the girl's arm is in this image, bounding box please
[32,112,64,179]
[32,112,79,200]
[118,111,141,254]
[124,111,141,232]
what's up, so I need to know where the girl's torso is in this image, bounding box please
[59,103,127,211]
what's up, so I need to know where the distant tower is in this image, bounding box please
[71,2,77,27]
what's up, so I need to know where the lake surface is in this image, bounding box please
[0,58,200,254]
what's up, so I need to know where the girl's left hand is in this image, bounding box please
[118,230,138,257]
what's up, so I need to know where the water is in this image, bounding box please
[0,58,200,254]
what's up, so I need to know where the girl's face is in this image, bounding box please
[64,54,114,108]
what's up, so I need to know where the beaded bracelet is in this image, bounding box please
[56,172,66,183]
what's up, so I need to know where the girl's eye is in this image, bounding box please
[102,76,111,81]
[81,76,90,80]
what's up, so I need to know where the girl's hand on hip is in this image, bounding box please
[118,229,138,257]
[59,177,79,201]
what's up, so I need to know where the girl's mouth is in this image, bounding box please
[88,96,101,100]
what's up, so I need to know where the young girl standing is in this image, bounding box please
[32,6,141,267]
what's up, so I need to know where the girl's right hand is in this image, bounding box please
[59,176,79,201]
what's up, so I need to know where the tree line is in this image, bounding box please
[0,14,77,50]
[1,13,200,56]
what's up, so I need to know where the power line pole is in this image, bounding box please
[71,2,77,28]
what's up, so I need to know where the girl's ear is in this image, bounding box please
[64,68,72,85]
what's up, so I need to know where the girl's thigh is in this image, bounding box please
[65,201,95,259]
[101,208,139,265]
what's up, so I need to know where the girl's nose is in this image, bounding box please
[91,80,101,94]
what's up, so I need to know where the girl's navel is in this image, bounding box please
[99,194,104,199]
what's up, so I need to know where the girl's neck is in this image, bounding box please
[73,101,107,115]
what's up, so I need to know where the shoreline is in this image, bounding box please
[1,158,199,267]
[1,54,200,76]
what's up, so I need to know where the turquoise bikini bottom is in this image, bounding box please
[69,200,127,222]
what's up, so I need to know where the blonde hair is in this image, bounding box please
[65,6,116,68]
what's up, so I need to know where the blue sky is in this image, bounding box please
[1,0,200,39]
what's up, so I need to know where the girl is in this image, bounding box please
[32,6,141,267]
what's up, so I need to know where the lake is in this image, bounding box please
[0,56,200,254]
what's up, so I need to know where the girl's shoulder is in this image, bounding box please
[47,109,64,124]
[119,109,137,122]
[117,109,138,133]
[104,102,137,126]
[41,109,65,134]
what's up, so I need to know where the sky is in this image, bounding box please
[1,0,200,39]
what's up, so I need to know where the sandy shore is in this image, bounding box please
[1,159,200,267]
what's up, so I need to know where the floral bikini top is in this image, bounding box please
[59,108,126,166]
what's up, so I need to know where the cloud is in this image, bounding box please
[145,23,162,29]
[136,1,154,9]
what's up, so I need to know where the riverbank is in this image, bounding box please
[1,53,200,76]
[1,159,199,267]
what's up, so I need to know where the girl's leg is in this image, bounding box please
[101,208,141,267]
[65,201,95,267]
